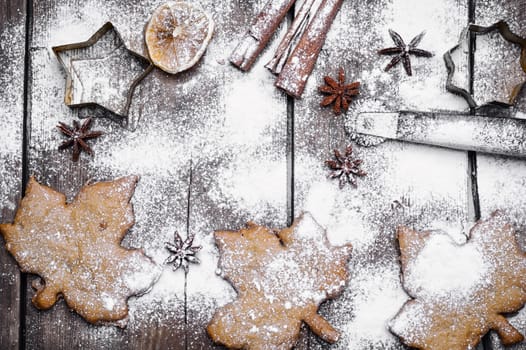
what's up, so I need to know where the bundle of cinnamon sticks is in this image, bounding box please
[230,0,344,98]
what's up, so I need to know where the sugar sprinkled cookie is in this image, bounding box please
[207,212,352,349]
[0,176,158,326]
[389,210,526,350]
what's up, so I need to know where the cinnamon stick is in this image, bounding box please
[229,0,296,71]
[265,0,322,74]
[275,0,343,98]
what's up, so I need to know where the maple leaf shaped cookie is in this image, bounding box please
[207,212,352,349]
[389,211,526,350]
[0,176,158,325]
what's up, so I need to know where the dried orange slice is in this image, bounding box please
[145,2,214,74]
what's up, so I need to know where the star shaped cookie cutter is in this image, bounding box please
[444,21,526,108]
[52,22,153,118]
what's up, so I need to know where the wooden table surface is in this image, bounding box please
[1,0,525,349]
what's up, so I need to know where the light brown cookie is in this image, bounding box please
[207,212,352,349]
[389,210,526,350]
[0,176,158,326]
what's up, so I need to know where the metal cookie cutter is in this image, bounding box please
[53,22,153,118]
[444,20,526,108]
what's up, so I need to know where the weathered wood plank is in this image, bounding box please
[185,1,289,348]
[478,155,526,350]
[25,1,189,348]
[292,0,470,348]
[0,1,26,349]
[473,2,526,350]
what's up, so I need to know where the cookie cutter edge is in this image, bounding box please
[444,20,526,109]
[52,22,154,118]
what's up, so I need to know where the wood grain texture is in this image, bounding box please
[0,0,26,349]
[474,2,526,350]
[292,0,470,349]
[25,1,189,349]
[4,0,523,349]
[185,1,289,348]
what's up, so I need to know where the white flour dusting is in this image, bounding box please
[0,19,25,213]
[405,232,489,298]
[4,0,523,348]
[342,265,409,348]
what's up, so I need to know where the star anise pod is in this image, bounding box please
[57,117,103,162]
[326,145,366,189]
[378,29,433,76]
[319,68,360,115]
[165,231,202,272]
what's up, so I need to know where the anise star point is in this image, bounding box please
[57,117,103,162]
[165,231,202,273]
[326,145,366,189]
[319,68,360,115]
[378,29,434,76]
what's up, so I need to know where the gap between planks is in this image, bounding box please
[13,1,490,349]
[19,0,34,349]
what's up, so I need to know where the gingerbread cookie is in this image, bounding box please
[207,212,352,349]
[389,211,526,350]
[0,176,158,325]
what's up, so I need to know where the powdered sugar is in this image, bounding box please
[405,231,489,298]
[207,212,352,347]
[303,181,374,250]
[478,156,526,227]
[0,18,24,215]
[293,0,476,348]
[390,212,526,349]
[186,232,236,308]
[341,265,409,348]
[0,21,24,156]
[215,213,351,308]
[5,0,522,348]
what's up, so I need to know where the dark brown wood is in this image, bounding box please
[475,2,526,350]
[186,0,289,348]
[24,1,188,349]
[0,1,26,349]
[291,0,470,348]
[2,0,514,349]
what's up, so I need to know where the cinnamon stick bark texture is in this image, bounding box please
[275,0,344,98]
[229,0,296,71]
[265,0,322,74]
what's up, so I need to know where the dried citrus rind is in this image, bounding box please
[145,1,214,74]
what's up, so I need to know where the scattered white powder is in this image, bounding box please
[376,0,470,110]
[477,155,526,228]
[0,19,25,216]
[9,0,524,348]
[0,20,24,156]
[23,0,286,335]
[186,233,236,308]
[102,294,117,311]
[135,268,185,305]
[425,219,472,244]
[222,77,284,145]
[342,265,409,348]
[215,212,351,313]
[390,144,468,198]
[473,32,524,106]
[96,127,192,177]
[209,156,286,222]
[303,181,373,250]
[405,232,489,298]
